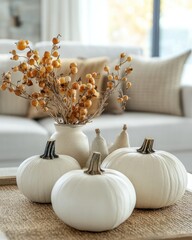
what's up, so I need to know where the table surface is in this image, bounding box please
[0,167,17,177]
[187,173,192,191]
[0,168,192,240]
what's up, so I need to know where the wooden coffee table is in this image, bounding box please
[0,167,17,186]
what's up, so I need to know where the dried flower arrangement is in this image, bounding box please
[0,35,133,125]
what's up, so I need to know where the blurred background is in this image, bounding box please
[0,0,191,81]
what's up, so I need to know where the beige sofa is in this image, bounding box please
[0,40,192,173]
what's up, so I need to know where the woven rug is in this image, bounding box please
[0,185,192,240]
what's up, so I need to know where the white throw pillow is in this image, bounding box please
[124,50,191,116]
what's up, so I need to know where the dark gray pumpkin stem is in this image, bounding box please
[40,140,59,159]
[84,152,104,175]
[137,138,155,154]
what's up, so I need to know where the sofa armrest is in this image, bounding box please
[181,85,192,117]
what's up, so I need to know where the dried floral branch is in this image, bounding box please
[0,35,133,125]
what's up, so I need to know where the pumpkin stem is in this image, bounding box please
[40,140,59,159]
[84,152,104,175]
[95,128,100,135]
[137,138,155,154]
[123,124,127,131]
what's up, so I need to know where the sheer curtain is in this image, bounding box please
[78,0,108,44]
[41,0,108,43]
[41,0,81,41]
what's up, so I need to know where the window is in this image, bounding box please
[105,0,192,84]
[160,0,192,58]
[107,0,153,56]
[0,0,41,43]
[106,0,192,58]
[0,0,191,61]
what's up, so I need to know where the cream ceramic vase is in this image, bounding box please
[50,124,89,168]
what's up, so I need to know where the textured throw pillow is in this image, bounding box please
[102,77,124,114]
[0,55,29,116]
[28,57,109,119]
[123,50,191,116]
[57,57,108,91]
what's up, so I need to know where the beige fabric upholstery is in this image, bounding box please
[103,79,124,114]
[181,85,192,117]
[57,57,108,90]
[124,50,191,116]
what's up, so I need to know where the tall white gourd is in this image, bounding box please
[102,138,188,209]
[109,124,130,153]
[87,129,108,166]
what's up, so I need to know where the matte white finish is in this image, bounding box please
[16,154,80,203]
[51,168,136,232]
[50,124,89,168]
[102,147,188,209]
[89,130,108,164]
[109,125,130,153]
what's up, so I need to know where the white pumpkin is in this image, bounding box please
[16,141,81,203]
[51,152,136,232]
[102,138,188,209]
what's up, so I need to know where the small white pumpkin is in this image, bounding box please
[17,140,81,203]
[109,124,130,153]
[102,138,188,209]
[51,152,136,232]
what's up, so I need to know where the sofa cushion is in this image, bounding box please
[38,112,192,154]
[123,50,191,116]
[0,116,48,167]
[0,40,19,54]
[57,57,108,89]
[181,85,192,118]
[35,41,142,60]
[85,112,192,153]
[0,39,33,54]
[28,57,109,119]
[103,79,124,114]
[0,55,29,116]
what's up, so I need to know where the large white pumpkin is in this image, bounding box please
[51,152,136,232]
[102,138,188,209]
[17,141,81,203]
